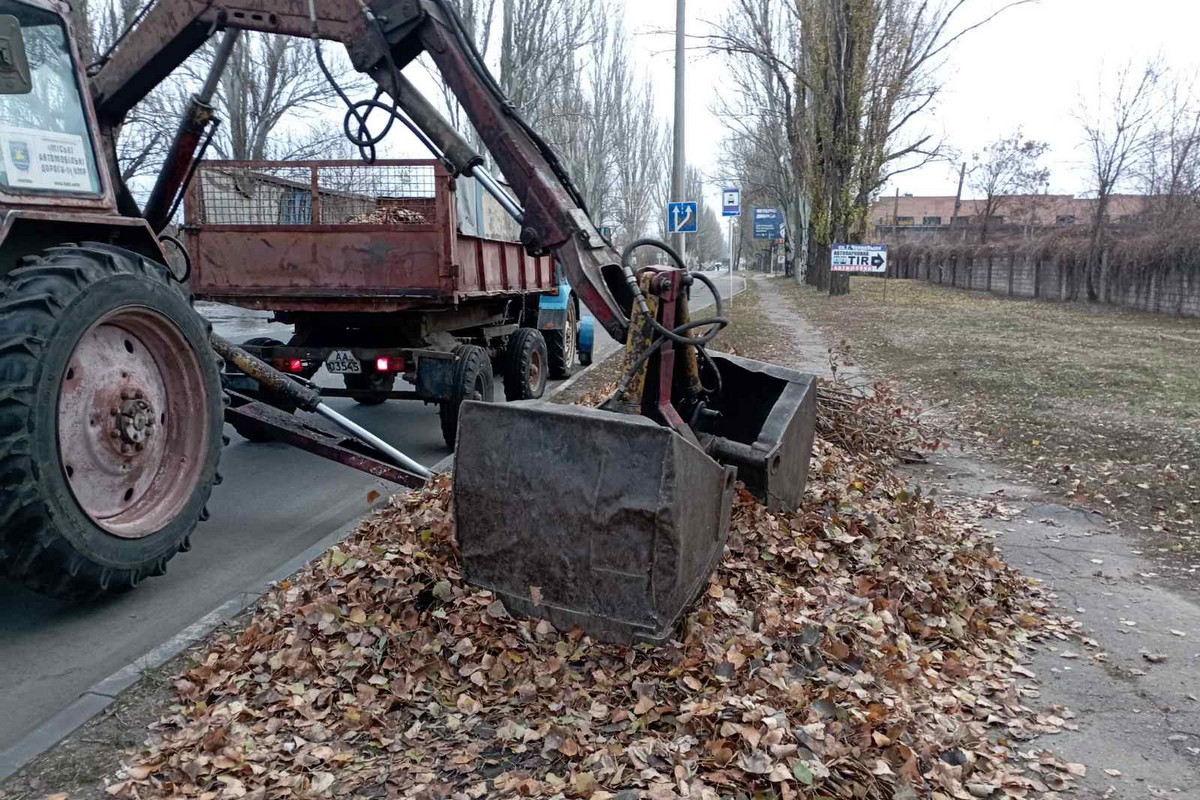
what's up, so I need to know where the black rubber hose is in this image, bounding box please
[619,238,728,346]
[612,239,731,400]
[158,233,192,283]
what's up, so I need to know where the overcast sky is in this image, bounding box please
[624,0,1200,206]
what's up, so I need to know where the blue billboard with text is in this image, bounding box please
[753,208,784,239]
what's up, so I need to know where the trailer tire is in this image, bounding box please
[502,328,548,400]
[0,244,224,600]
[229,337,287,443]
[439,344,493,449]
[344,372,396,406]
[545,297,578,379]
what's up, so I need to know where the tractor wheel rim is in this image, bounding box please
[526,348,543,391]
[58,307,210,539]
[564,306,577,365]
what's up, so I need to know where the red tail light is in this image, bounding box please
[280,358,303,373]
[375,356,405,373]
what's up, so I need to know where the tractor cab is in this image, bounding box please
[0,0,110,210]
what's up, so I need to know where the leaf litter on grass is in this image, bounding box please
[105,388,1084,800]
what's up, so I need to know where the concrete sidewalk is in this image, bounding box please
[755,274,1200,798]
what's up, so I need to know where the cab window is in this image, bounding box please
[0,1,101,196]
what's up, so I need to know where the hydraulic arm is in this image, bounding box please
[90,0,633,342]
[85,0,818,643]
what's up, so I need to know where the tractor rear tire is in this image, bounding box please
[545,298,578,379]
[439,344,494,449]
[0,244,224,600]
[344,371,396,406]
[502,328,548,401]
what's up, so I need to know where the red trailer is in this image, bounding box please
[183,159,579,447]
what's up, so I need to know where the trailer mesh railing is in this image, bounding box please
[189,160,441,227]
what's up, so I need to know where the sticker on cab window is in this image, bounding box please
[0,124,92,192]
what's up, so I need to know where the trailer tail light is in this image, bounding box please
[275,358,305,374]
[376,356,405,373]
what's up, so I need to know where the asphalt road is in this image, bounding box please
[0,272,744,756]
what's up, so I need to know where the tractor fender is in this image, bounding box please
[0,211,171,280]
[537,284,576,331]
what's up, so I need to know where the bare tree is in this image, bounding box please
[801,0,1032,294]
[83,0,357,190]
[707,0,803,273]
[967,131,1050,242]
[215,34,352,161]
[686,167,725,265]
[1078,59,1162,299]
[711,0,1029,293]
[78,0,174,182]
[612,82,669,246]
[1141,73,1200,231]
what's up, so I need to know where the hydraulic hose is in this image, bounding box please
[613,239,730,400]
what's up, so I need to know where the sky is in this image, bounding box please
[334,0,1196,216]
[623,0,1200,205]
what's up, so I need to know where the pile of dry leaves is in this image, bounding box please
[108,394,1084,800]
[345,207,428,225]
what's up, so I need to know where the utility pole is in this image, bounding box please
[671,0,687,265]
[892,186,900,231]
[951,161,966,240]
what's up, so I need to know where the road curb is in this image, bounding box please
[0,275,747,783]
[0,505,381,783]
[0,348,618,783]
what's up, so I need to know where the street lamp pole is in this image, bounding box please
[671,0,687,266]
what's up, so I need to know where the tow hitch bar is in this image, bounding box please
[211,335,432,487]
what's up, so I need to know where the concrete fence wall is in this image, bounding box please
[890,248,1200,318]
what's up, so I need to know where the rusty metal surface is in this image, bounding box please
[90,2,373,124]
[413,5,631,341]
[58,307,211,538]
[184,159,552,312]
[454,399,735,645]
[225,400,427,489]
[84,0,632,340]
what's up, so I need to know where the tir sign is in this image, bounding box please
[831,244,887,274]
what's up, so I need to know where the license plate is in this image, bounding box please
[325,350,362,374]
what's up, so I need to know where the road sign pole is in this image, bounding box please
[670,0,687,260]
[728,216,734,308]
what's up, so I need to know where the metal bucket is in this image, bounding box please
[695,352,817,512]
[453,400,734,644]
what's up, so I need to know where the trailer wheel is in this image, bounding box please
[502,328,548,400]
[545,297,578,379]
[230,337,287,443]
[439,344,493,449]
[0,244,224,600]
[344,371,396,405]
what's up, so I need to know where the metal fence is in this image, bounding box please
[188,160,441,227]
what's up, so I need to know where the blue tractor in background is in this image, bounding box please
[537,263,595,376]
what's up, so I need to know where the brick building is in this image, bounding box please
[870,194,1148,239]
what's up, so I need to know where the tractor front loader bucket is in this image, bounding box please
[453,400,735,645]
[695,352,818,513]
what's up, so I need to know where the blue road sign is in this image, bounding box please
[753,207,784,239]
[668,201,698,234]
[722,188,741,217]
